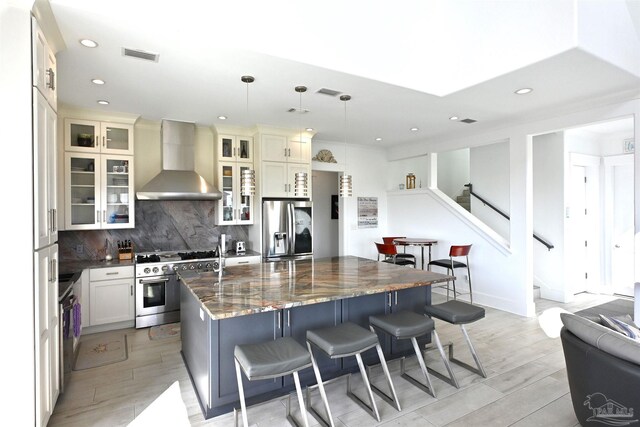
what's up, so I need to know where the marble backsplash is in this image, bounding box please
[59,200,251,261]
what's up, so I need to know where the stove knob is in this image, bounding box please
[144,268,151,274]
[189,264,196,270]
[197,263,202,269]
[152,267,159,274]
[181,265,187,271]
[162,265,168,272]
[205,263,212,269]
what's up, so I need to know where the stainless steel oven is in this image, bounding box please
[135,250,220,328]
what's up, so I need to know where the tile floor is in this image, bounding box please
[49,291,626,426]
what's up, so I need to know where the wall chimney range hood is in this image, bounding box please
[136,119,222,200]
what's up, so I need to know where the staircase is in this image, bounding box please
[456,188,471,212]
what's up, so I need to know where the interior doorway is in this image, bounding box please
[311,171,340,258]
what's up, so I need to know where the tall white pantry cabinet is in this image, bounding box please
[32,15,60,427]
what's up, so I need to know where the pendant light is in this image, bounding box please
[339,94,353,197]
[294,85,309,197]
[240,75,256,196]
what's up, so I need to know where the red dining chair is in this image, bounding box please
[427,245,473,303]
[382,237,416,264]
[375,243,416,267]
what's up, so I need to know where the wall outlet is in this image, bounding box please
[75,244,84,254]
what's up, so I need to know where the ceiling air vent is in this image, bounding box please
[460,118,477,124]
[122,48,159,62]
[287,107,309,113]
[316,88,342,97]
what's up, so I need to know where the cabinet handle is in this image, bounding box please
[46,68,55,90]
[95,136,98,147]
[287,310,290,327]
[48,209,53,233]
[277,311,281,329]
[48,259,52,283]
[284,183,287,193]
[106,272,119,275]
[284,147,287,157]
[103,136,106,147]
[52,259,57,282]
[52,208,57,233]
[387,292,392,307]
[394,291,398,305]
[96,210,100,223]
[103,210,106,222]
[233,147,236,157]
[237,261,249,265]
[131,285,133,296]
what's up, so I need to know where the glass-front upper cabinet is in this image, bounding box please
[65,119,134,155]
[64,153,134,230]
[217,135,253,163]
[215,163,253,225]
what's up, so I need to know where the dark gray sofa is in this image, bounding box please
[560,313,640,426]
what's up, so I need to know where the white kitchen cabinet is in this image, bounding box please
[215,162,254,225]
[89,266,135,326]
[64,153,134,229]
[33,88,58,248]
[218,134,253,163]
[35,244,59,427]
[64,118,134,155]
[260,134,311,199]
[32,16,57,111]
[261,161,311,199]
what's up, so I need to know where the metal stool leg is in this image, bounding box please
[305,342,335,427]
[367,338,401,411]
[449,324,487,378]
[234,359,249,427]
[466,257,473,304]
[425,330,460,388]
[348,352,381,422]
[285,370,310,427]
[400,337,436,397]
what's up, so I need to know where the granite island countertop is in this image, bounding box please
[179,256,453,320]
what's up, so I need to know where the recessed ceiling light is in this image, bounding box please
[375,137,383,141]
[80,39,98,48]
[91,79,105,85]
[515,87,533,95]
[449,116,459,121]
[217,115,227,120]
[97,100,109,105]
[410,127,419,132]
[305,128,313,132]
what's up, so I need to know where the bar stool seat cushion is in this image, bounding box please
[235,337,311,379]
[425,300,485,324]
[428,259,468,269]
[382,258,415,267]
[307,322,379,357]
[370,311,435,339]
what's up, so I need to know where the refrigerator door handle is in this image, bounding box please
[288,203,296,256]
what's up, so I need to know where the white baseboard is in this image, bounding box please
[82,320,135,335]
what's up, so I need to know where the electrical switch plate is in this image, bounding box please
[75,244,84,254]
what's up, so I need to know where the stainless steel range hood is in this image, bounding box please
[136,120,222,200]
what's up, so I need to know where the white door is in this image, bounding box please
[611,160,634,296]
[569,165,589,294]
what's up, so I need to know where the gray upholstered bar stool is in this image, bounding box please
[306,322,400,426]
[234,336,315,427]
[424,300,487,388]
[369,310,440,398]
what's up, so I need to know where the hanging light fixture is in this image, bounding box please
[294,85,309,197]
[339,94,353,197]
[240,75,256,196]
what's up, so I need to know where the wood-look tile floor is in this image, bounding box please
[49,291,627,427]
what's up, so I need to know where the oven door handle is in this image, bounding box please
[139,278,170,284]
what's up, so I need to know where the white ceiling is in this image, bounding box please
[49,0,640,147]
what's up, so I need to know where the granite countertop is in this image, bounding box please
[179,256,453,320]
[59,258,135,276]
[223,249,261,258]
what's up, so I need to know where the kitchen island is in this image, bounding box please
[179,256,453,419]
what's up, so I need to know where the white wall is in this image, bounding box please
[3,1,36,422]
[437,148,470,200]
[532,132,566,301]
[311,171,339,258]
[469,141,511,240]
[386,154,429,191]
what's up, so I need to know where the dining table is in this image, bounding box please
[392,237,438,270]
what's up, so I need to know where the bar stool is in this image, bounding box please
[369,310,443,398]
[306,322,400,426]
[424,300,487,389]
[234,336,315,427]
[427,244,473,303]
[375,242,416,268]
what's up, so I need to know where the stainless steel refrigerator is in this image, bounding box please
[262,200,313,261]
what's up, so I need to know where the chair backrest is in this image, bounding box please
[449,244,472,257]
[382,236,405,245]
[375,242,398,256]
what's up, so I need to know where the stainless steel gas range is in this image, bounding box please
[135,249,221,328]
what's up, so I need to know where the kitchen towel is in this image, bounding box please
[73,300,81,338]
